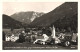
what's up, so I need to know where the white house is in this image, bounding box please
[6,34,19,42]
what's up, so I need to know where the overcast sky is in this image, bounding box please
[3,2,64,16]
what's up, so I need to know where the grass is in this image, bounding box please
[3,29,22,36]
[3,41,77,50]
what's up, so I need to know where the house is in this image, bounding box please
[6,36,11,41]
[5,34,19,42]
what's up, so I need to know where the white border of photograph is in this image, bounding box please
[0,0,80,52]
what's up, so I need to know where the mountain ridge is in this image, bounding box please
[11,11,44,24]
[30,2,77,32]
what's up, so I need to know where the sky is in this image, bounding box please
[3,2,64,16]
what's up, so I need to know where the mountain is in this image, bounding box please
[3,14,22,28]
[30,2,77,32]
[11,11,44,24]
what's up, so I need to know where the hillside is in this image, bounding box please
[53,14,77,31]
[11,11,44,24]
[3,14,22,28]
[30,2,77,30]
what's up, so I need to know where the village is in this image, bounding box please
[3,25,78,49]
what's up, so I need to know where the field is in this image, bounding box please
[3,41,77,50]
[3,29,22,35]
